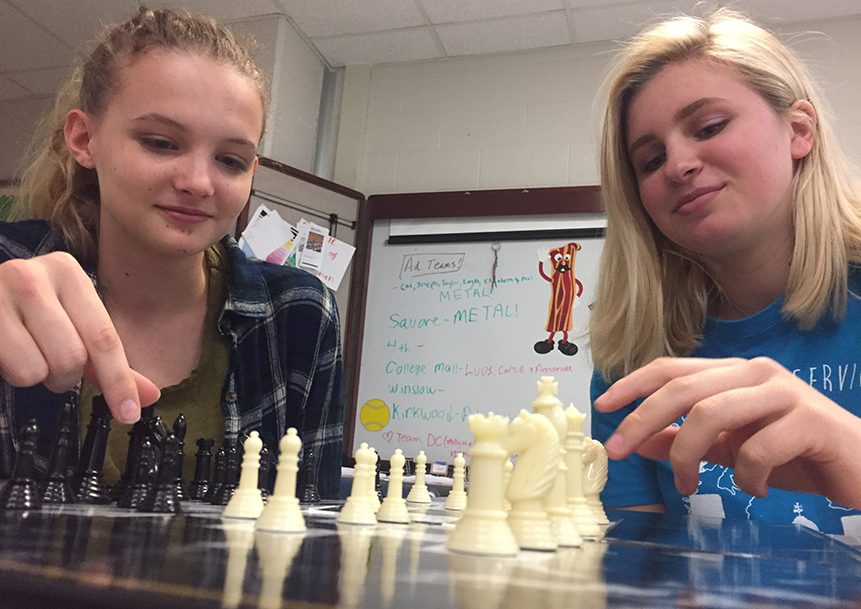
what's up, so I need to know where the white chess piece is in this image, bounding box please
[444,452,468,511]
[336,523,375,609]
[583,439,610,525]
[377,449,410,524]
[531,376,582,547]
[447,413,518,556]
[255,530,304,609]
[565,406,602,537]
[378,526,408,607]
[223,431,265,519]
[502,458,513,511]
[503,409,559,551]
[406,451,432,504]
[221,522,255,609]
[256,428,306,533]
[337,442,377,525]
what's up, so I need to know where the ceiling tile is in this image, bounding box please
[6,66,71,96]
[276,0,426,37]
[313,28,441,67]
[420,0,564,24]
[7,0,139,52]
[147,0,282,22]
[0,75,31,101]
[436,12,570,58]
[0,2,76,72]
[570,0,703,43]
[736,0,861,24]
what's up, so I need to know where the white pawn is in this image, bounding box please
[256,428,306,533]
[406,451,432,504]
[223,431,265,520]
[377,449,410,524]
[444,452,467,511]
[337,442,377,525]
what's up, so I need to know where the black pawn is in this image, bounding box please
[138,433,182,514]
[212,440,239,505]
[171,414,187,501]
[112,407,154,502]
[188,438,214,500]
[374,451,383,503]
[300,444,320,503]
[0,419,42,510]
[40,401,77,504]
[203,445,226,503]
[258,445,272,502]
[117,438,156,509]
[75,395,112,504]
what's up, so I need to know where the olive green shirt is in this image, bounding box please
[80,245,231,486]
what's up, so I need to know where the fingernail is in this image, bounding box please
[119,399,140,424]
[605,433,627,458]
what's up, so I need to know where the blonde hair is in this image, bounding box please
[14,6,269,263]
[591,9,861,379]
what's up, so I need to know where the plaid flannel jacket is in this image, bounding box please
[0,220,345,498]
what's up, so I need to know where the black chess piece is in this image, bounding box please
[171,413,187,501]
[146,414,168,461]
[188,438,214,500]
[40,401,78,504]
[0,419,42,510]
[118,438,157,509]
[374,451,383,503]
[212,440,239,505]
[112,407,153,502]
[204,445,226,503]
[300,443,321,503]
[138,433,183,514]
[258,444,272,503]
[75,395,112,504]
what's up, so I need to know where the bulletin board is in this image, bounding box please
[346,187,604,463]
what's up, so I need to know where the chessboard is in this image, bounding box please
[1,499,861,609]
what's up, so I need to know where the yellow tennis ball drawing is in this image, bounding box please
[360,398,391,432]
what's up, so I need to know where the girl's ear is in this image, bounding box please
[788,99,816,161]
[63,109,97,169]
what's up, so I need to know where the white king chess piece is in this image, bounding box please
[531,376,582,547]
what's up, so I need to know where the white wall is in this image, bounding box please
[0,14,325,181]
[335,16,861,195]
[0,96,54,180]
[235,15,326,173]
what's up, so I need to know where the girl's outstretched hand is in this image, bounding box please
[594,356,861,509]
[0,252,159,423]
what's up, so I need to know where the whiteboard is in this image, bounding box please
[353,218,604,463]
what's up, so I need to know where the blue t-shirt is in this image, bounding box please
[591,272,861,535]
